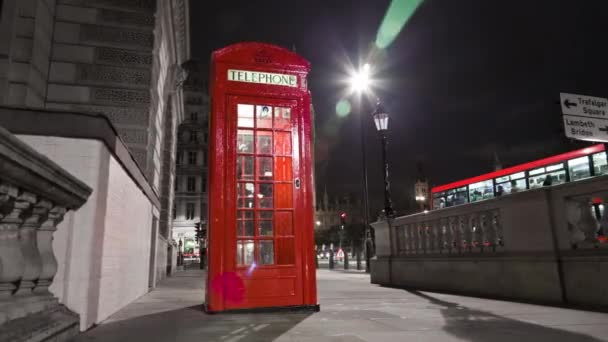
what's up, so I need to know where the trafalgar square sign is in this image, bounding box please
[560,92,608,143]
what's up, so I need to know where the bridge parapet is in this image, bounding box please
[372,175,608,309]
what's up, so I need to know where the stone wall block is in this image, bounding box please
[34,206,67,295]
[15,199,52,296]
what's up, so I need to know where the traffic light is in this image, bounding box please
[340,212,346,226]
[194,222,203,241]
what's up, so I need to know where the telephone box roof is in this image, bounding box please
[212,42,310,72]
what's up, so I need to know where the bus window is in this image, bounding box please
[496,178,525,194]
[469,180,493,202]
[529,167,545,176]
[546,163,564,172]
[593,153,608,176]
[529,170,566,188]
[568,156,591,181]
[454,190,468,205]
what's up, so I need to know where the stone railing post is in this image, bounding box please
[0,184,28,299]
[15,197,51,296]
[35,206,67,295]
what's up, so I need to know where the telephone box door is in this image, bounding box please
[227,96,303,309]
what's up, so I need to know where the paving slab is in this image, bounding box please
[75,268,608,341]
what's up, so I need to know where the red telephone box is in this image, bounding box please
[205,42,318,312]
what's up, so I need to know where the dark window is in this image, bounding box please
[189,131,197,142]
[186,203,195,220]
[202,175,207,193]
[187,176,196,192]
[188,151,196,165]
[190,111,198,122]
[174,177,179,191]
[176,151,183,165]
[203,151,207,166]
[172,203,177,220]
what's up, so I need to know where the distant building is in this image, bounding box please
[172,61,208,259]
[415,162,429,210]
[315,187,361,229]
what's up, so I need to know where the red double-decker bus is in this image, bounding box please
[431,144,608,209]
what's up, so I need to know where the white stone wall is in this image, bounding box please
[97,155,154,324]
[16,135,156,331]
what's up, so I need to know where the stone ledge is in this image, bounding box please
[0,106,160,209]
[0,123,91,209]
[0,304,78,342]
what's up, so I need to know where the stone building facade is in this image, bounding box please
[0,0,192,337]
[0,0,191,284]
[172,60,208,256]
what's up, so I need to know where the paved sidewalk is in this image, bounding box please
[76,269,608,341]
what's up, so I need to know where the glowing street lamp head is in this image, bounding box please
[350,63,371,93]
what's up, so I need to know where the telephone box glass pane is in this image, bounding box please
[257,157,273,180]
[258,183,273,208]
[237,130,254,153]
[259,240,274,265]
[274,107,292,130]
[237,241,243,265]
[237,182,255,208]
[256,132,272,154]
[244,240,254,265]
[237,104,254,127]
[237,156,254,180]
[274,132,291,156]
[237,240,254,265]
[256,105,273,129]
[238,220,254,237]
[259,219,273,236]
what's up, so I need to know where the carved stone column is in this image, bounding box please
[35,206,67,295]
[15,197,50,296]
[0,185,33,298]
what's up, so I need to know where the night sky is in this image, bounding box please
[191,0,608,213]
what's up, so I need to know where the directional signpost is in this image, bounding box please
[561,92,608,143]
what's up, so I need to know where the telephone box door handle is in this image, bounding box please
[295,178,300,189]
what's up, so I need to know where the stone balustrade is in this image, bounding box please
[0,125,91,341]
[371,174,608,310]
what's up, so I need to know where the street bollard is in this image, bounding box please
[356,250,362,270]
[329,249,334,269]
[344,250,349,270]
[315,251,319,268]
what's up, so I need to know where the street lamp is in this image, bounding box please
[372,101,395,218]
[350,63,373,273]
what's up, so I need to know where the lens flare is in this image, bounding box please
[336,99,352,117]
[375,0,425,49]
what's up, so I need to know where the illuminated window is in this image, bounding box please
[186,203,195,220]
[469,180,493,202]
[568,156,591,181]
[593,153,608,176]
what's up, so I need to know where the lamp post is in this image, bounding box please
[350,63,373,273]
[372,101,395,218]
